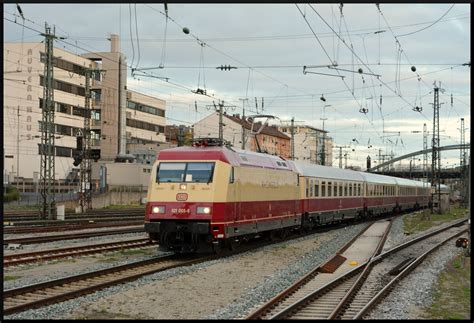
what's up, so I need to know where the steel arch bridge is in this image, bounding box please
[367,144,470,172]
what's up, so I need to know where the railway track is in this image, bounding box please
[3,254,214,315]
[245,217,468,319]
[4,220,144,234]
[2,213,424,316]
[3,208,144,222]
[4,238,156,267]
[3,227,145,245]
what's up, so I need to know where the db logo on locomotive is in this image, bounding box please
[176,193,188,201]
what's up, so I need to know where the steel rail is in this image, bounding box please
[244,221,375,320]
[266,221,393,320]
[327,219,392,319]
[3,254,209,315]
[4,238,156,267]
[352,226,468,319]
[4,220,144,234]
[3,227,144,245]
[245,217,468,320]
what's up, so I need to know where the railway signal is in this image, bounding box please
[455,237,469,249]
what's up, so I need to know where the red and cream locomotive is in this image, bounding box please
[144,138,430,253]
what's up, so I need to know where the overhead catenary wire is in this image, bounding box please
[128,4,135,69]
[396,4,455,37]
[134,4,141,69]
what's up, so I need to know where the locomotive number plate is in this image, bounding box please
[176,193,188,201]
[171,208,191,214]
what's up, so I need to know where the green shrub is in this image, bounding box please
[3,186,20,202]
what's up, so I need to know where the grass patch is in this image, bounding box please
[119,248,150,256]
[403,207,468,235]
[422,253,471,319]
[4,275,22,281]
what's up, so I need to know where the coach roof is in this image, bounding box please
[293,162,365,182]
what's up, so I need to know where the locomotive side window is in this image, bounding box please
[229,167,235,183]
[157,162,215,183]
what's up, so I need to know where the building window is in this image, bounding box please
[56,146,72,157]
[127,100,165,117]
[73,106,86,117]
[40,76,86,96]
[56,124,72,136]
[126,118,164,133]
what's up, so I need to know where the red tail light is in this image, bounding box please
[145,202,151,221]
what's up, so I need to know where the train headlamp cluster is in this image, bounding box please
[197,206,211,214]
[152,206,166,214]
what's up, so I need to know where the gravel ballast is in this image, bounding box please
[4,215,467,320]
[5,223,366,320]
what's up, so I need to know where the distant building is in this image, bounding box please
[3,35,166,191]
[193,112,290,158]
[277,124,333,165]
[165,125,194,146]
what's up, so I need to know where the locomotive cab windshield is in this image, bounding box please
[157,162,215,184]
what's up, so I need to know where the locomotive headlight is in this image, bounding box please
[179,184,187,190]
[197,206,211,214]
[152,206,165,214]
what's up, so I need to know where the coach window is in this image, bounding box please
[315,180,319,197]
[344,182,348,196]
[306,179,309,197]
[321,181,326,197]
[310,179,314,197]
[328,182,332,197]
[333,182,337,197]
[349,183,352,197]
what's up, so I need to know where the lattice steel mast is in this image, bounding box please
[39,23,57,220]
[79,66,102,212]
[431,81,443,214]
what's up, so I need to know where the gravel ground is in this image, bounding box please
[4,223,366,320]
[3,215,468,320]
[365,236,466,319]
[365,213,468,319]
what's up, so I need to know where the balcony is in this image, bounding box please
[91,98,101,109]
[91,119,102,127]
[91,139,101,147]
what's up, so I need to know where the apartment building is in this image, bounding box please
[278,124,333,165]
[3,35,166,190]
[193,112,290,158]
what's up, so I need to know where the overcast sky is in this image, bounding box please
[3,3,471,169]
